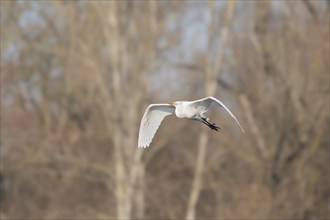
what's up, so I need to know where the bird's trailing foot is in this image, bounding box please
[201,118,220,131]
[209,123,220,131]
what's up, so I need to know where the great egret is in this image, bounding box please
[138,96,245,148]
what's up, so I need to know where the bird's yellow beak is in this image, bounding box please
[167,102,174,105]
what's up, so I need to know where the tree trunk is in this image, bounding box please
[185,1,236,219]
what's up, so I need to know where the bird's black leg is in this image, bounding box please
[201,118,220,131]
[200,119,213,128]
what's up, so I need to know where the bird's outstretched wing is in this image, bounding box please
[138,104,175,148]
[191,96,245,133]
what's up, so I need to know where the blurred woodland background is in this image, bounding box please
[1,0,329,219]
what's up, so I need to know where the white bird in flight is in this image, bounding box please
[138,96,245,148]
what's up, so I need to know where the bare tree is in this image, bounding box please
[1,1,328,219]
[186,1,236,219]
